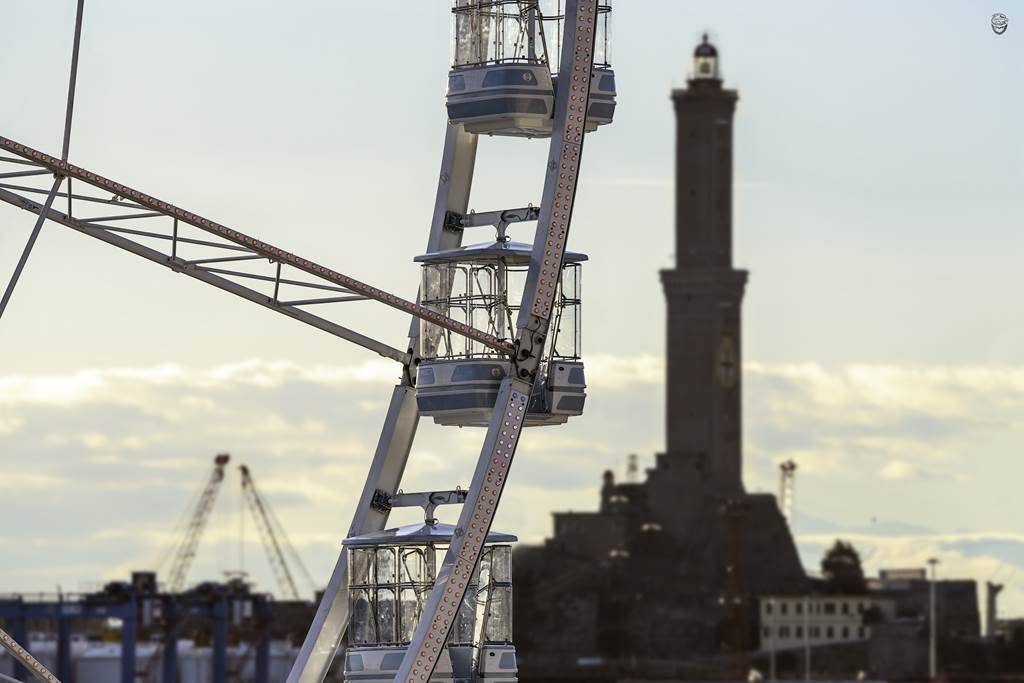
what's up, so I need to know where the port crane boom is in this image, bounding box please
[166,454,231,593]
[240,464,316,601]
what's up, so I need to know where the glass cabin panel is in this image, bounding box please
[484,585,513,643]
[490,546,512,583]
[399,587,422,643]
[399,547,429,584]
[536,1,612,72]
[594,3,612,67]
[546,263,582,360]
[350,588,377,645]
[504,265,527,310]
[469,264,502,342]
[421,264,472,359]
[350,548,375,586]
[376,587,397,644]
[452,1,538,68]
[421,261,529,360]
[421,264,455,359]
[452,1,493,67]
[376,548,397,584]
[536,0,563,71]
[450,588,478,645]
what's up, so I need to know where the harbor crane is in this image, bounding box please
[165,453,232,594]
[779,459,797,525]
[239,464,318,602]
[0,1,615,681]
[159,456,316,600]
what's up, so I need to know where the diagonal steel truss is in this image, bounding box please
[0,136,513,364]
[1,2,604,681]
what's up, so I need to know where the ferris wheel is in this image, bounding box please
[0,1,616,682]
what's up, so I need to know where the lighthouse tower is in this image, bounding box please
[661,34,747,494]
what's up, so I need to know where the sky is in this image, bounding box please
[1,0,1023,623]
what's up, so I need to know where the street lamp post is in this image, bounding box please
[803,595,811,681]
[928,557,940,680]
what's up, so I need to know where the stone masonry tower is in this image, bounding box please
[661,35,747,493]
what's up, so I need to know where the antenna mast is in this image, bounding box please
[779,459,797,524]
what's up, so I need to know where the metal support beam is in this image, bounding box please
[119,600,136,683]
[213,597,228,683]
[56,619,71,681]
[397,2,599,679]
[61,0,85,163]
[255,600,272,683]
[286,124,478,683]
[454,205,539,229]
[0,187,411,364]
[161,603,179,683]
[388,489,467,523]
[0,623,58,683]
[0,136,513,356]
[286,385,420,683]
[11,618,29,682]
[0,0,84,323]
[0,178,63,320]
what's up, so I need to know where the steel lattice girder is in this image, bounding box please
[0,135,515,360]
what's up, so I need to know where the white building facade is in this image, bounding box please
[758,595,896,652]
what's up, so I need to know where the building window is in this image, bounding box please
[781,603,788,615]
[858,627,866,639]
[765,603,773,615]
[795,626,803,639]
[824,602,836,615]
[795,602,803,615]
[842,627,850,639]
[826,627,834,639]
[780,627,790,638]
[810,626,820,638]
[841,602,850,615]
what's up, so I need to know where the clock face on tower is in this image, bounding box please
[716,336,738,389]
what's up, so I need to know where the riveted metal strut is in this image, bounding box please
[395,1,600,680]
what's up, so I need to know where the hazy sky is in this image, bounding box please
[2,2,1023,619]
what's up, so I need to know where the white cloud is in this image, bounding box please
[879,459,922,481]
[0,415,25,434]
[0,471,67,491]
[748,362,1024,421]
[0,358,1021,614]
[0,358,401,408]
[584,353,663,389]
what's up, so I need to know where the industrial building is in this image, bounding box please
[0,572,315,683]
[0,457,321,682]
